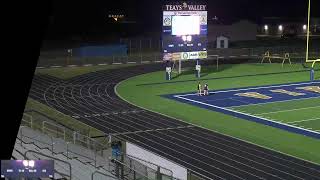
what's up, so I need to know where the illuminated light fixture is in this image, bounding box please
[23,160,28,167]
[303,24,307,30]
[28,160,35,168]
[264,25,268,31]
[278,25,283,31]
[182,35,187,41]
[108,14,124,22]
[187,35,192,42]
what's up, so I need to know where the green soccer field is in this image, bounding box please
[230,98,320,132]
[116,63,320,164]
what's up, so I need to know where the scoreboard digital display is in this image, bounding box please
[162,2,207,61]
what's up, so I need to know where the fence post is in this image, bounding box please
[42,121,45,133]
[121,153,124,179]
[66,142,69,159]
[63,127,66,141]
[94,149,97,167]
[20,128,23,148]
[156,166,161,180]
[51,139,54,155]
[73,131,76,144]
[29,115,32,129]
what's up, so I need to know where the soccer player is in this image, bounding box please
[204,83,209,95]
[197,82,202,96]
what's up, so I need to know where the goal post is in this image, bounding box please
[305,0,320,69]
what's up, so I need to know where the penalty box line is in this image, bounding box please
[174,95,320,136]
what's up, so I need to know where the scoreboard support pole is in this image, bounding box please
[179,59,182,74]
[196,60,201,78]
[310,68,314,81]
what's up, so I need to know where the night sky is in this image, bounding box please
[46,0,320,38]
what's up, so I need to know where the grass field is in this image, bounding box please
[230,98,320,132]
[35,63,136,79]
[116,63,320,164]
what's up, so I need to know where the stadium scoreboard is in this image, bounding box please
[162,2,207,61]
[1,160,54,179]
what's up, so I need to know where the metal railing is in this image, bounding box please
[23,110,108,155]
[19,126,104,168]
[125,154,174,179]
[92,170,119,180]
[24,150,72,179]
[36,46,320,68]
[19,110,162,180]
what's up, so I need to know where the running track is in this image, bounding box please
[28,64,320,180]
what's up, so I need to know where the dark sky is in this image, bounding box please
[46,0,320,38]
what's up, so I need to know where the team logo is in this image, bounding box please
[182,52,189,59]
[163,16,171,26]
[182,2,188,9]
[199,51,207,58]
[200,16,207,24]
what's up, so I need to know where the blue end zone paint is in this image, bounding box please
[162,81,320,139]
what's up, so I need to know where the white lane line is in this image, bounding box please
[255,105,320,115]
[174,95,320,135]
[287,117,320,124]
[68,65,78,67]
[36,66,45,69]
[112,63,122,65]
[51,66,61,68]
[179,81,319,97]
[127,62,137,64]
[98,63,107,66]
[230,96,320,108]
[84,64,93,66]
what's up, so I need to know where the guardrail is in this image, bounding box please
[23,110,108,155]
[92,170,119,180]
[36,46,320,68]
[18,124,157,179]
[24,150,72,179]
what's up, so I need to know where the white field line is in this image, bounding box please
[229,96,320,108]
[287,117,320,124]
[255,105,320,115]
[178,81,319,97]
[174,95,320,135]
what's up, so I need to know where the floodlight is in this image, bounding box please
[278,25,283,31]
